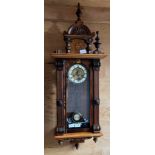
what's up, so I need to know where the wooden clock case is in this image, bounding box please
[51,3,107,149]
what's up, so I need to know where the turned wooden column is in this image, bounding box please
[55,59,65,134]
[92,59,101,133]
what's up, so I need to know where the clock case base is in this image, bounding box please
[55,132,103,149]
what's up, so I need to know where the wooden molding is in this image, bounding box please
[54,132,103,140]
[51,53,107,59]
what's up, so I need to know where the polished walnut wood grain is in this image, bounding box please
[51,53,107,59]
[93,59,101,132]
[70,39,87,53]
[56,60,65,134]
[54,132,103,140]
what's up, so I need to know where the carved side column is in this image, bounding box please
[55,59,65,134]
[64,36,71,53]
[86,38,93,54]
[92,59,101,133]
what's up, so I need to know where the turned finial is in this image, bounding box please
[76,3,82,21]
[93,31,102,53]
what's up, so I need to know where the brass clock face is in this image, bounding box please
[68,64,87,84]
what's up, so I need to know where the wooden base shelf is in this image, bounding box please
[51,53,107,59]
[54,132,103,140]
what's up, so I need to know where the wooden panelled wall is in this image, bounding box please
[44,0,110,155]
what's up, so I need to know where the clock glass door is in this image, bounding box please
[66,63,90,132]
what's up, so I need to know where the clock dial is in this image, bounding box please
[68,64,87,84]
[73,113,81,122]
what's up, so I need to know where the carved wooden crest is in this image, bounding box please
[63,3,101,54]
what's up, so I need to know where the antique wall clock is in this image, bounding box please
[51,3,106,149]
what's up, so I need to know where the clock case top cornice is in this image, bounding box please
[51,2,106,59]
